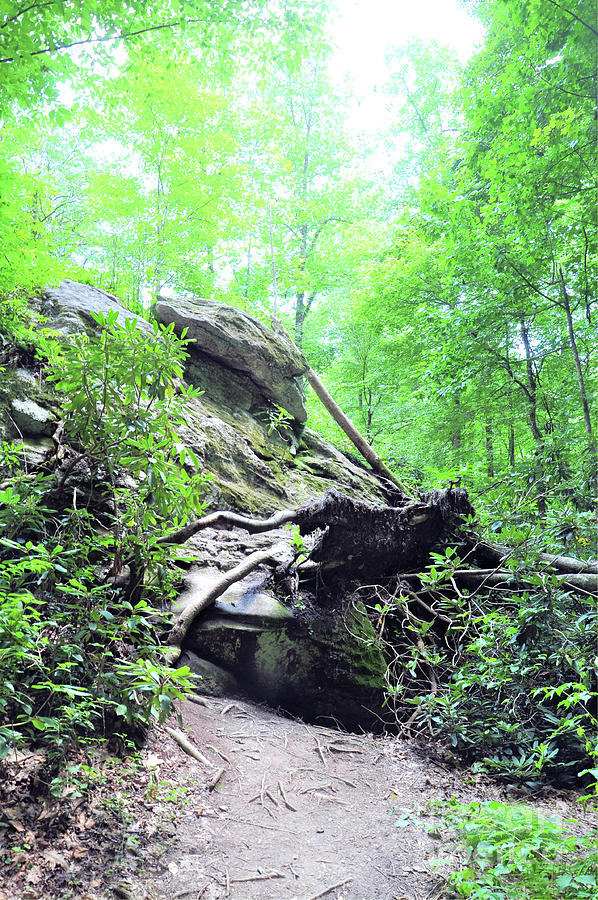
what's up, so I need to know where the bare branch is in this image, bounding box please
[544,0,598,35]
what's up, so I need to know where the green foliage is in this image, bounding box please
[0,313,208,770]
[438,799,597,900]
[398,547,597,788]
[40,310,210,565]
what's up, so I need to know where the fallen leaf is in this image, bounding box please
[25,865,43,884]
[143,752,162,769]
[42,848,69,870]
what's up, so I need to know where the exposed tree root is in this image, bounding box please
[164,726,214,767]
[159,507,298,546]
[167,541,294,651]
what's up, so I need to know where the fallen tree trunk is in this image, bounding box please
[403,567,596,596]
[470,540,598,576]
[304,366,414,497]
[158,488,473,582]
[451,567,596,595]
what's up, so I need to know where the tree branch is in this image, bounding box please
[1,0,61,30]
[0,16,205,63]
[544,0,598,35]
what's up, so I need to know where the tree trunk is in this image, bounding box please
[485,423,495,478]
[558,267,595,456]
[304,367,413,495]
[508,424,516,468]
[520,318,546,518]
[295,289,306,347]
[452,394,462,467]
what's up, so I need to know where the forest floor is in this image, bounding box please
[0,696,593,900]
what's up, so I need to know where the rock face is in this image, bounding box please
[41,279,150,335]
[0,367,59,444]
[155,296,309,424]
[5,280,386,510]
[4,279,395,730]
[176,563,389,730]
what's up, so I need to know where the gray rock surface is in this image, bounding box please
[10,398,56,436]
[178,650,244,698]
[0,366,57,443]
[5,279,397,728]
[41,280,151,335]
[155,296,308,423]
[31,280,388,511]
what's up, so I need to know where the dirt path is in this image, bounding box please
[2,695,591,900]
[137,697,450,900]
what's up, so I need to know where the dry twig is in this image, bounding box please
[164,726,214,768]
[279,780,297,811]
[305,878,353,900]
[207,767,226,792]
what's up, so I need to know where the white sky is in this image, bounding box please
[329,0,484,131]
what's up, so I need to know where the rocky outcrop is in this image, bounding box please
[41,280,150,335]
[3,280,396,730]
[155,296,308,424]
[5,281,386,511]
[0,366,59,450]
[175,559,389,730]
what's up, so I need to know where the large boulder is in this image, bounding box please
[155,296,309,424]
[31,281,388,512]
[0,367,59,444]
[175,561,389,731]
[41,280,150,335]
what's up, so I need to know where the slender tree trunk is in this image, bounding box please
[295,290,306,347]
[268,204,278,316]
[520,318,546,518]
[304,366,413,495]
[558,267,595,454]
[519,319,543,445]
[294,220,309,346]
[452,395,462,467]
[485,423,495,479]
[244,232,252,301]
[508,424,515,468]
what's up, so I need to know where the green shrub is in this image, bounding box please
[438,799,597,900]
[388,546,597,787]
[0,310,208,770]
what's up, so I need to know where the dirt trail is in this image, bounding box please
[140,697,449,900]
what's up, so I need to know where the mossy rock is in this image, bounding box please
[185,595,389,731]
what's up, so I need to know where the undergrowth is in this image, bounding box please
[436,799,597,900]
[0,308,210,776]
[373,541,597,790]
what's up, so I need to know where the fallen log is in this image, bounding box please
[403,568,596,596]
[158,488,473,584]
[292,488,474,580]
[304,366,414,497]
[470,540,597,576]
[452,568,596,595]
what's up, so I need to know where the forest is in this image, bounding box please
[0,1,596,899]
